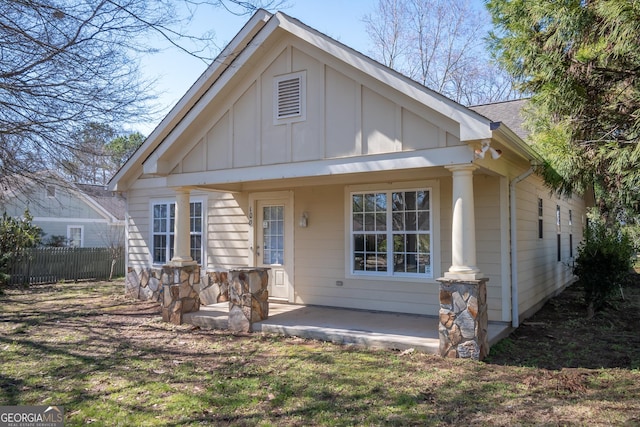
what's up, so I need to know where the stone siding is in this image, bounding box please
[438,278,489,360]
[228,268,270,332]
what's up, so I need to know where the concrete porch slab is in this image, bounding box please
[183,303,512,354]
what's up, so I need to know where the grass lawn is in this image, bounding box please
[1,277,639,426]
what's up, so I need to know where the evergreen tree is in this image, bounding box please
[487,0,640,220]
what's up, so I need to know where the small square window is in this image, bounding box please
[46,185,56,198]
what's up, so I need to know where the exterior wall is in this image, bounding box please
[126,186,248,271]
[473,175,507,322]
[170,39,462,178]
[514,174,586,321]
[1,183,121,248]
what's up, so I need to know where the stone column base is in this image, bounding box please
[161,264,201,325]
[437,277,489,360]
[228,268,270,332]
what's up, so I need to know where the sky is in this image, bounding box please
[136,0,375,135]
[137,0,489,135]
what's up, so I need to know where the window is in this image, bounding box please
[569,209,573,258]
[67,226,83,248]
[556,205,561,262]
[351,189,432,277]
[152,201,203,265]
[46,185,56,198]
[538,198,544,239]
[274,71,306,123]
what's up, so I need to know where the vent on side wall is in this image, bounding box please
[274,71,306,123]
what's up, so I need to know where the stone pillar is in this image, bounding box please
[171,187,195,267]
[437,277,489,360]
[161,264,201,325]
[228,268,270,333]
[444,164,482,280]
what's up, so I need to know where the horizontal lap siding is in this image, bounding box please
[207,193,249,270]
[474,175,505,321]
[293,184,441,316]
[515,175,585,320]
[127,188,152,269]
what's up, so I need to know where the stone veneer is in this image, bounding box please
[228,268,270,333]
[437,278,489,360]
[161,264,201,325]
[125,267,231,324]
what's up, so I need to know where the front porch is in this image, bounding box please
[184,302,512,354]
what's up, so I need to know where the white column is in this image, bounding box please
[170,187,196,266]
[444,164,483,280]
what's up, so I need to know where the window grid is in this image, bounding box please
[152,201,202,265]
[352,189,431,277]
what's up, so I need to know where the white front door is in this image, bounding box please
[255,197,293,301]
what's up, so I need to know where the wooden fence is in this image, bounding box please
[7,247,125,285]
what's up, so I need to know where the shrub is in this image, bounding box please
[0,210,42,287]
[574,216,635,316]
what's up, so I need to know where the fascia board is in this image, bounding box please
[108,9,273,191]
[274,12,493,142]
[141,12,281,177]
[490,122,543,164]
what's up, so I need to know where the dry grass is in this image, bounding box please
[0,278,639,426]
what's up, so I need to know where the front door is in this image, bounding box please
[255,198,292,301]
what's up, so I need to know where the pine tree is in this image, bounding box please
[487,0,640,220]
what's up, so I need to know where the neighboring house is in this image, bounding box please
[2,174,125,248]
[109,10,586,329]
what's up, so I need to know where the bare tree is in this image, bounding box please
[363,0,518,105]
[0,0,283,201]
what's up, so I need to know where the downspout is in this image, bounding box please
[509,166,534,328]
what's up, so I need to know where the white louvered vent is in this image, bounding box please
[274,71,306,123]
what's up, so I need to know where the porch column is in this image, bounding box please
[444,164,482,280]
[439,164,488,360]
[170,187,195,267]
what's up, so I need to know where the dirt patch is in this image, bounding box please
[486,270,640,370]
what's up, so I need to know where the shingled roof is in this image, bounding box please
[470,99,530,141]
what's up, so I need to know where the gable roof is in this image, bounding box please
[75,183,126,221]
[109,10,534,191]
[1,171,125,222]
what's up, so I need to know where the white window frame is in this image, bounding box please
[345,181,440,281]
[273,71,306,125]
[67,225,84,248]
[150,198,205,266]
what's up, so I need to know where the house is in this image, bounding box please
[2,173,126,248]
[109,10,586,358]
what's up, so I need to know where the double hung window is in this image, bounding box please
[152,201,203,264]
[351,189,432,277]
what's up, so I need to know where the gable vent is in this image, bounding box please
[274,71,306,123]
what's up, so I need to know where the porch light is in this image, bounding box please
[474,140,502,160]
[299,212,309,228]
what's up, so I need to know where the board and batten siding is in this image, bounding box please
[514,174,586,321]
[171,40,462,178]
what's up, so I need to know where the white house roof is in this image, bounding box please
[109,9,534,192]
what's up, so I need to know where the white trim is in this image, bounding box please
[67,225,84,248]
[149,195,207,267]
[166,146,473,188]
[33,217,110,224]
[273,71,306,124]
[248,190,295,302]
[344,180,440,282]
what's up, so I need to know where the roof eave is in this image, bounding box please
[108,9,273,192]
[490,122,543,164]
